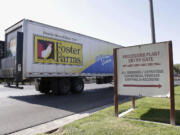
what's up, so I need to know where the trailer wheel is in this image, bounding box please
[35,79,50,94]
[35,79,49,94]
[59,78,71,95]
[71,78,84,94]
[104,76,113,83]
[51,79,60,95]
[96,78,103,84]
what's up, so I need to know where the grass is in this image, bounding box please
[42,86,180,135]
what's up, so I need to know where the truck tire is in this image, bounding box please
[51,79,60,95]
[104,76,113,83]
[96,78,103,84]
[59,78,71,95]
[71,78,84,94]
[35,79,50,94]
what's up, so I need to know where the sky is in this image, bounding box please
[0,0,179,63]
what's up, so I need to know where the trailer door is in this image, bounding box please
[15,32,23,82]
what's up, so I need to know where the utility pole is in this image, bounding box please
[149,0,156,43]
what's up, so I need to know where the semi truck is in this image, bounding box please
[0,19,122,95]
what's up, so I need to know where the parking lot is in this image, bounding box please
[0,83,127,134]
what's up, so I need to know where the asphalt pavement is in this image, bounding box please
[0,83,127,135]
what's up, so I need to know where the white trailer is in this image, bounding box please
[0,19,122,94]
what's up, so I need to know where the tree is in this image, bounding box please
[174,64,180,74]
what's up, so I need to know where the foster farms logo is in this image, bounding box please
[57,42,82,65]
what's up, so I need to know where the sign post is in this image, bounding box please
[114,49,119,117]
[114,41,175,125]
[168,42,175,125]
[132,96,135,109]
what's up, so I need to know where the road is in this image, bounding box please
[0,83,127,135]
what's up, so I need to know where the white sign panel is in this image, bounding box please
[174,76,180,86]
[116,42,171,97]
